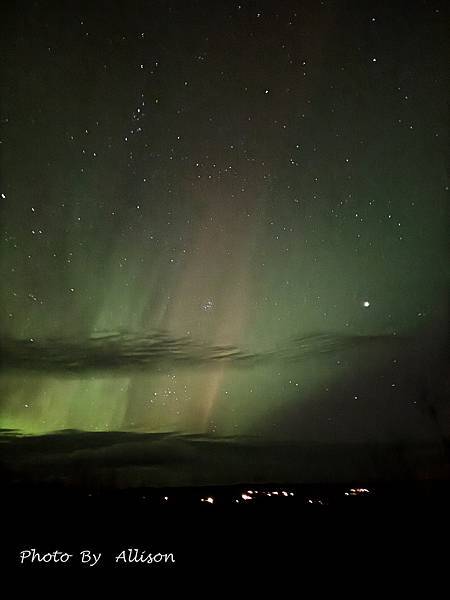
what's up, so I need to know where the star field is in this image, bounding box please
[0,0,448,441]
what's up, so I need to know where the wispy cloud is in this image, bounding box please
[0,330,404,375]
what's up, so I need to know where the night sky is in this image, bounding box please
[1,1,448,451]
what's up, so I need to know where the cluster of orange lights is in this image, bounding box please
[235,490,295,503]
[199,489,296,504]
[164,487,371,504]
[344,488,370,496]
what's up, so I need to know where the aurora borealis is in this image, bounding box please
[0,0,448,454]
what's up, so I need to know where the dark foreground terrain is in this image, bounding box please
[1,430,449,574]
[2,479,449,576]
